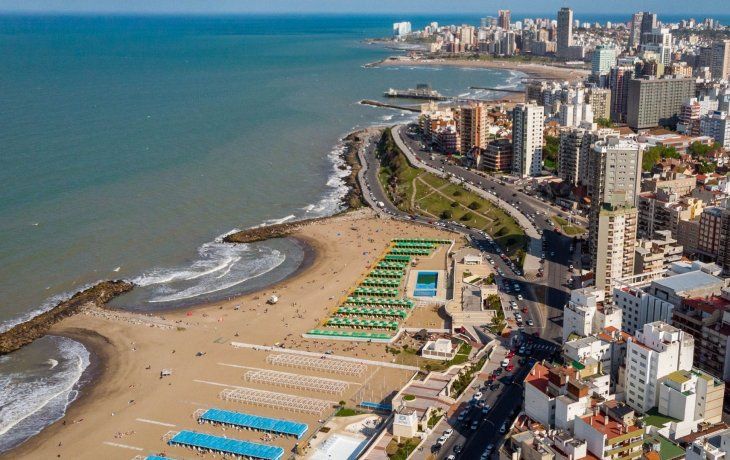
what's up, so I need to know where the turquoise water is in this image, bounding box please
[414,271,438,297]
[0,14,522,451]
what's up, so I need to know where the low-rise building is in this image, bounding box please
[563,288,622,342]
[634,231,683,274]
[573,407,645,460]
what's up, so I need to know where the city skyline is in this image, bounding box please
[1,0,728,16]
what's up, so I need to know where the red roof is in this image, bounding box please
[525,362,550,395]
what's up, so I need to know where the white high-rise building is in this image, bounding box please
[559,103,594,127]
[591,45,618,86]
[512,102,544,177]
[625,321,695,414]
[392,22,412,38]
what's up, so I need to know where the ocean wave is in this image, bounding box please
[301,142,350,217]
[0,336,90,451]
[131,241,286,304]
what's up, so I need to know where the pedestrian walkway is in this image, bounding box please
[408,343,509,460]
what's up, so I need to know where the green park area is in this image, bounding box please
[377,128,526,256]
[551,215,586,236]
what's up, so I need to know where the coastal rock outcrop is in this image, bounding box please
[0,280,134,354]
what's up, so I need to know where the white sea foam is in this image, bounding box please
[132,241,286,304]
[0,336,90,449]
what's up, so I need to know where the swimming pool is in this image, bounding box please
[414,271,438,297]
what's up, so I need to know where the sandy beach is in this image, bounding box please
[6,208,459,460]
[375,56,590,82]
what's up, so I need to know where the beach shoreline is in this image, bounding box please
[371,55,590,81]
[3,207,459,459]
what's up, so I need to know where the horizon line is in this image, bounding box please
[0,10,726,19]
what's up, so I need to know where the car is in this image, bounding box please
[506,364,514,371]
[482,405,491,414]
[517,294,523,301]
[507,351,515,358]
[494,367,503,376]
[501,358,510,367]
[474,391,483,399]
[454,445,463,454]
[457,410,467,421]
[471,420,479,430]
[527,319,534,326]
[443,428,454,438]
[499,423,507,434]
[519,346,525,354]
[447,455,456,460]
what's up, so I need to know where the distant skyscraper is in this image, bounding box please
[628,12,644,50]
[512,103,544,178]
[609,66,634,123]
[640,12,658,44]
[711,40,730,81]
[591,45,617,86]
[557,7,574,58]
[498,10,511,30]
[392,22,412,38]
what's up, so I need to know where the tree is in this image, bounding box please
[699,161,717,174]
[468,201,482,210]
[460,212,474,221]
[642,147,661,171]
[440,210,453,219]
[543,135,559,162]
[596,117,613,128]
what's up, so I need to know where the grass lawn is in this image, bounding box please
[335,407,363,417]
[646,434,684,460]
[376,128,526,255]
[551,215,586,236]
[392,342,471,372]
[643,408,678,428]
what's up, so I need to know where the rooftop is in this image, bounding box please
[525,362,551,396]
[665,370,692,385]
[651,270,723,295]
[579,412,641,441]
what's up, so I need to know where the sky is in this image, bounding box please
[0,0,728,16]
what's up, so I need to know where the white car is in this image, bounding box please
[501,358,509,367]
[474,391,483,399]
[443,428,454,438]
[517,294,523,301]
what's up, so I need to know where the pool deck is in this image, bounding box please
[406,269,448,303]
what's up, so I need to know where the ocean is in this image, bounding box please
[0,14,524,451]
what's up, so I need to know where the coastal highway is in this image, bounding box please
[358,129,547,342]
[356,126,569,457]
[392,124,575,343]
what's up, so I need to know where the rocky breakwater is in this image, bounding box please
[0,280,134,354]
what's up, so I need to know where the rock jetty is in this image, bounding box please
[0,280,134,354]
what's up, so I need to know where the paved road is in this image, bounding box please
[356,125,574,458]
[392,124,576,342]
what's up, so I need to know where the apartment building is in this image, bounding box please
[633,230,683,274]
[483,138,513,172]
[625,321,695,414]
[626,76,697,130]
[459,102,490,154]
[562,288,622,342]
[512,102,544,177]
[573,407,645,460]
